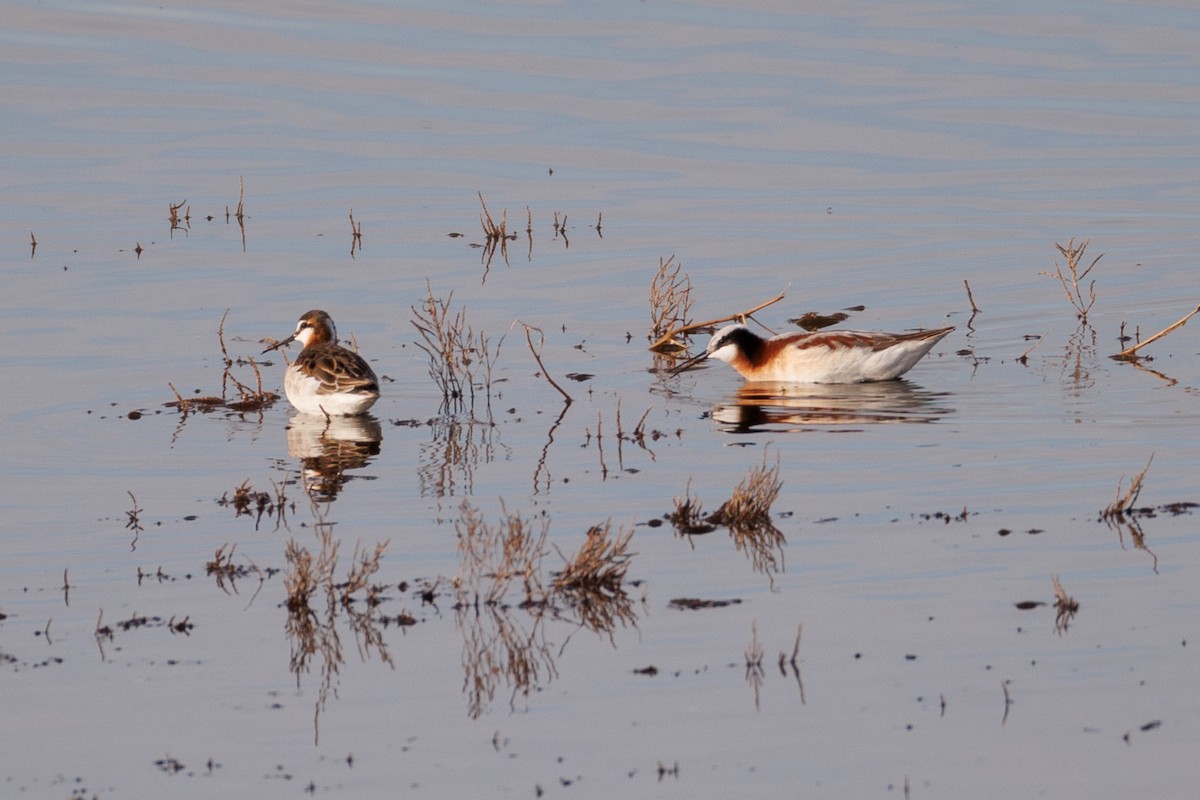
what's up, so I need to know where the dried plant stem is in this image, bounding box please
[963,279,980,313]
[1111,303,1200,360]
[522,324,572,404]
[1041,238,1101,323]
[1102,454,1154,520]
[648,288,787,352]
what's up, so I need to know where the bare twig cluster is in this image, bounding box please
[1052,575,1080,634]
[168,310,278,418]
[1042,238,1101,323]
[648,255,694,351]
[1101,454,1154,521]
[667,449,786,584]
[477,192,514,270]
[553,521,634,594]
[217,478,289,531]
[411,282,503,414]
[168,198,189,237]
[710,450,783,530]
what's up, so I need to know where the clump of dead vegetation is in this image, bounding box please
[1052,575,1080,634]
[551,521,637,638]
[667,449,786,585]
[217,477,290,531]
[552,521,634,595]
[411,282,504,415]
[1100,454,1154,522]
[167,309,278,418]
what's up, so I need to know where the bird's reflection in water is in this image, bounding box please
[286,414,383,501]
[711,380,954,433]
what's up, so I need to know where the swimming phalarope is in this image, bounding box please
[674,324,954,383]
[262,309,380,416]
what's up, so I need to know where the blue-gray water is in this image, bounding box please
[2,2,1199,797]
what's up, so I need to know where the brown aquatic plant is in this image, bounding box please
[167,309,278,418]
[745,620,765,710]
[1101,454,1154,521]
[1052,574,1080,634]
[648,255,694,350]
[168,198,189,237]
[477,191,512,271]
[553,521,634,594]
[668,478,717,535]
[411,282,503,414]
[521,323,572,404]
[1041,238,1101,323]
[668,449,786,584]
[710,448,783,530]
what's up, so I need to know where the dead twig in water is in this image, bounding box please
[522,323,572,404]
[1111,303,1200,361]
[649,287,788,353]
[963,279,980,313]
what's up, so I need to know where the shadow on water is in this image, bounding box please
[709,380,955,433]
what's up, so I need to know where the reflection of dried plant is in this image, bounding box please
[455,502,547,608]
[284,529,338,614]
[649,255,693,348]
[418,416,497,498]
[729,522,787,588]
[411,282,503,414]
[1052,575,1079,634]
[205,543,266,600]
[284,524,392,744]
[1041,238,1101,324]
[745,620,765,710]
[1101,454,1154,521]
[459,605,556,720]
[1108,514,1160,574]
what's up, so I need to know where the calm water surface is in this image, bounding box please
[2,2,1199,797]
